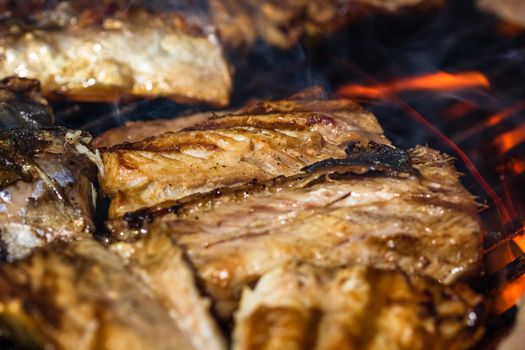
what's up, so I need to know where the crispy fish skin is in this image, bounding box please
[108,143,482,319]
[100,94,389,217]
[233,262,484,350]
[0,127,98,261]
[0,239,196,350]
[0,9,231,105]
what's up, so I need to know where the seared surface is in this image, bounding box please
[100,93,389,217]
[0,7,231,105]
[0,127,98,261]
[108,143,482,319]
[233,262,484,350]
[0,239,196,350]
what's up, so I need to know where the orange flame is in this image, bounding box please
[336,71,490,99]
[493,228,525,314]
[494,273,525,314]
[514,232,525,252]
[493,125,525,153]
[453,102,525,143]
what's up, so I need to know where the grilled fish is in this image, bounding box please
[93,111,219,148]
[210,0,442,49]
[100,91,390,217]
[112,232,227,350]
[478,0,525,29]
[0,5,231,105]
[108,142,482,319]
[0,126,99,261]
[0,239,197,350]
[233,262,484,350]
[0,77,53,130]
[0,77,104,261]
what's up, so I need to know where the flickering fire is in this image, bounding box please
[494,273,525,314]
[493,125,525,154]
[453,102,525,144]
[513,231,525,252]
[336,71,490,100]
[389,98,514,225]
[492,228,525,314]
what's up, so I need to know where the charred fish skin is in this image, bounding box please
[0,77,54,130]
[0,239,197,350]
[108,142,482,320]
[0,127,99,262]
[0,5,232,105]
[233,262,485,350]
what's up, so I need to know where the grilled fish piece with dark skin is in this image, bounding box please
[0,4,232,105]
[0,77,54,130]
[0,239,197,350]
[233,262,484,350]
[109,142,482,319]
[99,91,390,217]
[0,127,99,261]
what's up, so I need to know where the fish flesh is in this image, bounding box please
[108,142,482,319]
[210,0,442,49]
[0,4,231,105]
[99,90,389,217]
[112,232,227,350]
[477,0,525,29]
[93,110,220,148]
[0,239,197,350]
[233,262,484,350]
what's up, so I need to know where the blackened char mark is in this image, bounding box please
[124,203,182,230]
[302,141,416,177]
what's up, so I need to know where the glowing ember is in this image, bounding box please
[336,71,490,99]
[444,100,477,120]
[494,124,525,153]
[494,273,525,314]
[507,159,525,175]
